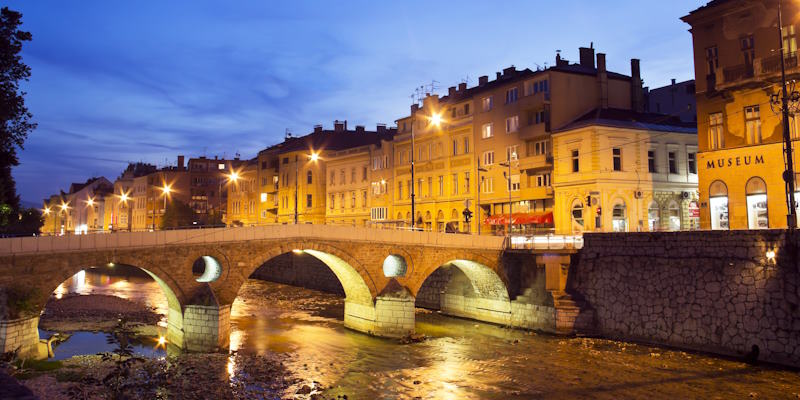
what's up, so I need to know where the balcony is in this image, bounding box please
[714,52,799,91]
[517,153,552,171]
[518,122,547,140]
[519,185,553,200]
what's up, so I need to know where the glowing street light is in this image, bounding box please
[430,112,443,127]
[117,191,132,232]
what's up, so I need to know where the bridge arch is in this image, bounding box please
[414,254,512,326]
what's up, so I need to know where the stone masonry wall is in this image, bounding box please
[569,230,800,367]
[182,305,230,352]
[250,252,345,296]
[0,316,39,357]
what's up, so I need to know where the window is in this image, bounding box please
[482,123,493,138]
[483,151,495,165]
[407,180,412,199]
[260,193,267,203]
[709,112,724,149]
[505,87,518,104]
[330,194,334,209]
[612,202,627,232]
[397,181,403,200]
[524,80,535,96]
[218,163,225,170]
[362,166,367,181]
[648,202,661,231]
[307,170,312,184]
[351,168,356,183]
[668,201,681,231]
[362,190,367,207]
[668,152,678,174]
[451,174,458,195]
[282,157,288,165]
[482,177,494,193]
[571,200,584,233]
[746,177,768,229]
[340,169,345,184]
[784,25,797,54]
[571,150,579,172]
[506,145,518,161]
[482,96,493,112]
[688,152,697,174]
[612,148,622,171]
[745,105,762,144]
[709,180,729,230]
[532,140,548,156]
[330,171,335,185]
[438,175,444,195]
[372,181,386,195]
[350,192,356,208]
[509,174,520,192]
[463,137,469,153]
[371,207,387,221]
[273,176,279,190]
[648,150,657,173]
[464,172,470,193]
[261,161,267,169]
[532,110,546,125]
[306,194,312,208]
[535,173,550,187]
[417,179,423,197]
[741,35,755,67]
[705,46,718,75]
[427,177,432,198]
[464,104,470,115]
[339,193,345,209]
[452,139,458,156]
[506,115,519,133]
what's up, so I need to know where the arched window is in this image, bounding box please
[667,200,681,231]
[745,177,768,229]
[451,209,459,220]
[424,211,432,231]
[307,170,313,185]
[612,201,628,232]
[709,180,729,230]
[647,201,661,231]
[436,210,445,232]
[571,199,584,233]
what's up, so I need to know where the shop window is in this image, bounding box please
[612,202,628,232]
[571,200,584,233]
[648,202,660,231]
[668,201,681,231]
[745,177,768,229]
[709,180,729,230]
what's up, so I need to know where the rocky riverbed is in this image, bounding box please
[39,294,162,334]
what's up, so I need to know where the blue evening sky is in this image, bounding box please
[8,0,704,204]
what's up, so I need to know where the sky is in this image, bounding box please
[8,0,705,205]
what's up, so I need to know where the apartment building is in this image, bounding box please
[226,159,259,226]
[41,177,112,235]
[187,156,247,225]
[683,0,800,229]
[130,162,190,231]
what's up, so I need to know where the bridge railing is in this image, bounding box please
[508,234,584,250]
[0,224,507,256]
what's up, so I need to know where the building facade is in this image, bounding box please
[552,109,699,234]
[647,79,698,123]
[683,0,800,230]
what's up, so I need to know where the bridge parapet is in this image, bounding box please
[0,225,506,256]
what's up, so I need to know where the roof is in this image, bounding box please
[261,128,395,155]
[681,0,734,22]
[554,107,697,134]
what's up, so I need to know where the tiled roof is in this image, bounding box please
[555,107,697,134]
[262,129,396,155]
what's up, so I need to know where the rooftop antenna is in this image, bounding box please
[285,128,293,139]
[461,75,471,86]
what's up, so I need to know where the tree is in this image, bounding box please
[160,200,197,229]
[0,7,35,213]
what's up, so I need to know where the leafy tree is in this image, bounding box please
[0,206,42,236]
[0,7,35,212]
[160,199,197,229]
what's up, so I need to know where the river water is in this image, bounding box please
[46,267,800,399]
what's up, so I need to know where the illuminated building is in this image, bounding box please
[683,0,800,229]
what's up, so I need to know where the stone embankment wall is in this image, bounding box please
[250,252,345,296]
[569,230,799,367]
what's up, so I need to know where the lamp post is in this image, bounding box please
[43,206,51,235]
[295,152,319,224]
[84,197,95,234]
[159,184,172,229]
[777,0,798,229]
[477,163,488,236]
[118,191,132,232]
[59,202,69,236]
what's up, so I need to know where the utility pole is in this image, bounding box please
[778,1,798,229]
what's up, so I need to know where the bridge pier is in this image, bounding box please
[180,304,231,352]
[344,289,415,338]
[0,316,41,359]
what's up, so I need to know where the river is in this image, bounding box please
[45,267,800,399]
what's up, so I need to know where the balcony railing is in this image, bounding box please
[723,64,754,83]
[714,52,799,89]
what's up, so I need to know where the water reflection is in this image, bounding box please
[43,330,166,361]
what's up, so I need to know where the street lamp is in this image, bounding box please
[410,111,443,231]
[295,152,319,224]
[59,202,69,236]
[499,149,518,241]
[153,183,172,230]
[477,163,488,236]
[775,1,798,229]
[83,197,95,234]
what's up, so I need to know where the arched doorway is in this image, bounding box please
[571,199,584,234]
[648,201,661,231]
[667,200,681,231]
[611,200,627,232]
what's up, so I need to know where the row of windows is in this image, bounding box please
[395,137,471,164]
[231,200,256,215]
[396,172,473,199]
[329,191,368,210]
[567,148,697,175]
[330,167,368,186]
[705,26,796,76]
[480,79,549,112]
[707,107,800,150]
[708,177,800,230]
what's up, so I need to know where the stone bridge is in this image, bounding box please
[0,225,576,357]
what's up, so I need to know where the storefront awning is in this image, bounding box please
[484,211,553,226]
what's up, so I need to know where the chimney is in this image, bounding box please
[448,86,456,97]
[411,103,420,113]
[556,53,569,67]
[579,46,595,69]
[502,66,516,77]
[314,124,323,133]
[355,125,365,133]
[478,75,488,86]
[334,120,346,132]
[671,78,676,86]
[496,72,502,80]
[597,53,609,109]
[376,123,387,133]
[177,155,184,170]
[631,59,643,112]
[458,82,467,92]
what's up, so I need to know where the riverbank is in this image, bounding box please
[39,294,162,334]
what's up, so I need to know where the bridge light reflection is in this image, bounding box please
[292,249,304,254]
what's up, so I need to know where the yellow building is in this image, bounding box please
[552,108,699,234]
[226,159,259,226]
[41,178,112,235]
[683,0,800,229]
[256,121,395,225]
[131,167,190,231]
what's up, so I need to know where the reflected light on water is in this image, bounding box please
[71,270,86,293]
[53,283,67,300]
[227,354,236,381]
[229,329,243,353]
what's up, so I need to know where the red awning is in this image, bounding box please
[484,212,553,226]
